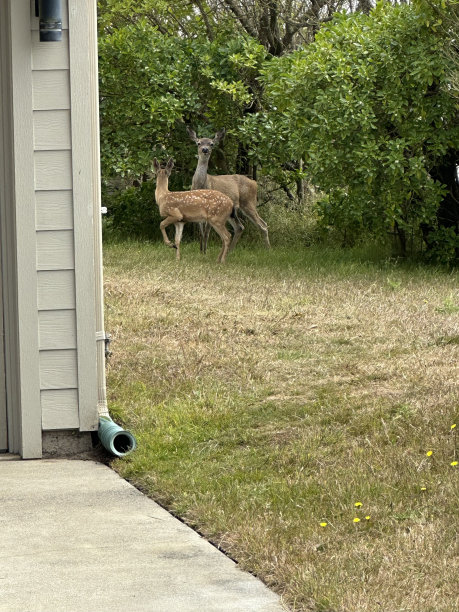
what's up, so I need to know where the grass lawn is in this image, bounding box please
[104,239,459,612]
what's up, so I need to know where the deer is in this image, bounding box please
[153,158,242,263]
[187,127,271,253]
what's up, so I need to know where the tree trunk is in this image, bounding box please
[395,221,407,256]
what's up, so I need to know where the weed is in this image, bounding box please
[436,296,459,314]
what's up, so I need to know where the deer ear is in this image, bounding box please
[153,158,160,172]
[214,128,225,143]
[186,126,198,143]
[166,158,174,173]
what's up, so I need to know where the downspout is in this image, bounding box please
[89,0,136,457]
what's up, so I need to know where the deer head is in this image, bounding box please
[153,157,174,177]
[186,127,225,159]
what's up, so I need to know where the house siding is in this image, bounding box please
[0,0,101,456]
[31,0,98,434]
[9,1,42,457]
[33,110,72,151]
[31,0,78,431]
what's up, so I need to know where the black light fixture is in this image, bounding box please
[36,0,62,42]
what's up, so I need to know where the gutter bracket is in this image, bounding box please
[96,331,112,359]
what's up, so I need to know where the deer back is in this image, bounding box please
[158,190,233,223]
[207,174,257,209]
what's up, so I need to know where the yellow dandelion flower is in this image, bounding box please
[365,516,371,520]
[420,486,427,491]
[426,450,433,457]
[451,461,458,467]
[353,517,361,523]
[354,502,363,508]
[451,424,457,430]
[319,522,328,528]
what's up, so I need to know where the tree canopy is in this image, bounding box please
[252,3,459,255]
[98,0,459,262]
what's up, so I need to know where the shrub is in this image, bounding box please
[103,181,162,239]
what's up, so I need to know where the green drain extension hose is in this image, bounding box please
[98,416,137,457]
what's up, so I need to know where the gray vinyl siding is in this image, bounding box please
[41,389,79,429]
[37,270,76,310]
[8,1,42,456]
[33,110,72,150]
[31,0,97,432]
[0,0,100,456]
[35,190,74,230]
[31,31,70,70]
[32,70,70,110]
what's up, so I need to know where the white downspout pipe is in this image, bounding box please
[88,0,136,456]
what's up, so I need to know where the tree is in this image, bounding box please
[415,0,459,98]
[253,2,459,260]
[97,0,385,183]
[98,0,358,55]
[98,19,266,182]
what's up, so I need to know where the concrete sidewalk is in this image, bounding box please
[0,458,286,612]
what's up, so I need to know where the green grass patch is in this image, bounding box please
[105,240,459,612]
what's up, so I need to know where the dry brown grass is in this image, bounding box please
[104,240,459,612]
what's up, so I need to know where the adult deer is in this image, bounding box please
[187,127,270,252]
[153,158,240,263]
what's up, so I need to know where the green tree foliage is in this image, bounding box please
[414,0,459,98]
[252,2,459,259]
[104,181,162,239]
[99,22,266,181]
[98,0,459,262]
[98,0,353,55]
[97,0,366,182]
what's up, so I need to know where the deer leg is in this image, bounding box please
[203,223,212,253]
[174,222,185,261]
[198,222,206,254]
[160,216,181,250]
[210,222,231,263]
[240,208,271,248]
[227,209,244,252]
[198,222,212,254]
